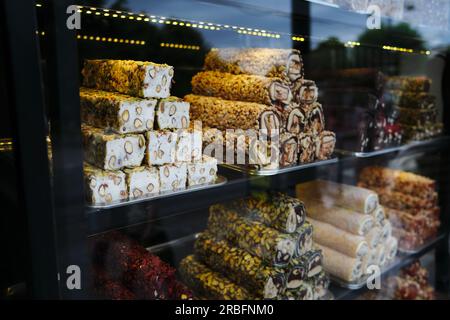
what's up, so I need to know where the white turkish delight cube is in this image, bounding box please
[156,97,190,129]
[124,166,160,199]
[146,130,177,165]
[159,163,188,192]
[187,155,218,186]
[84,163,127,205]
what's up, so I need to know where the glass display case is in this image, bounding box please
[1,0,449,300]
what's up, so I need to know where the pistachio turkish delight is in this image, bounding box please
[187,155,218,186]
[123,166,160,199]
[84,163,127,205]
[156,97,190,129]
[145,130,177,165]
[159,163,187,192]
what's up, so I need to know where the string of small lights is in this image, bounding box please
[76,34,146,45]
[160,43,201,50]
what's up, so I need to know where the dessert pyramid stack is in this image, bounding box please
[296,180,398,282]
[179,193,330,300]
[80,59,218,205]
[185,48,336,169]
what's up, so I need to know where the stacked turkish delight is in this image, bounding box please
[187,48,335,170]
[179,192,330,300]
[358,166,440,251]
[80,59,218,205]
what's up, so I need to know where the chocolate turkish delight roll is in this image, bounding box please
[359,166,437,201]
[80,87,156,134]
[382,90,436,109]
[82,59,174,98]
[280,133,298,167]
[305,102,325,135]
[385,76,431,93]
[207,205,298,267]
[308,218,369,259]
[145,130,177,165]
[286,107,308,134]
[81,124,146,170]
[305,202,375,236]
[296,180,379,214]
[179,255,253,300]
[203,48,303,82]
[298,249,323,278]
[315,130,336,160]
[313,270,330,299]
[158,163,187,192]
[316,244,363,282]
[295,221,314,256]
[123,166,160,199]
[185,94,281,133]
[156,97,190,129]
[298,132,316,163]
[84,163,127,205]
[187,155,218,186]
[292,80,318,104]
[192,71,292,109]
[194,233,286,299]
[233,192,306,234]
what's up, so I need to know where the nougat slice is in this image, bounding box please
[187,155,218,187]
[146,130,177,165]
[159,163,187,192]
[156,97,190,129]
[81,124,146,170]
[175,129,203,162]
[84,163,127,205]
[124,166,160,199]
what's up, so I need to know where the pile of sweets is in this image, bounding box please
[179,192,330,300]
[296,180,398,282]
[185,48,336,169]
[358,166,441,251]
[383,76,443,142]
[90,231,193,300]
[80,60,218,205]
[358,260,435,300]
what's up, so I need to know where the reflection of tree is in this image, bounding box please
[307,37,349,71]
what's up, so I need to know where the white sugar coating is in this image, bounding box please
[156,98,190,129]
[105,135,146,170]
[84,164,127,205]
[143,64,173,98]
[124,166,160,199]
[187,155,218,186]
[118,98,156,133]
[146,130,177,165]
[159,163,187,192]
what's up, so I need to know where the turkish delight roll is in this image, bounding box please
[286,107,308,134]
[81,124,146,170]
[372,206,386,225]
[284,264,307,292]
[385,76,431,92]
[374,244,386,267]
[305,102,325,135]
[298,249,323,278]
[80,87,156,134]
[194,233,286,299]
[203,48,303,82]
[385,236,398,262]
[234,192,306,234]
[380,220,392,243]
[145,130,177,165]
[185,94,281,133]
[82,59,174,98]
[366,227,383,249]
[156,97,190,129]
[313,271,330,299]
[159,163,187,192]
[192,71,292,108]
[358,166,437,201]
[280,133,299,167]
[281,282,314,300]
[296,180,379,214]
[316,244,363,282]
[292,79,318,104]
[298,132,316,163]
[305,202,375,236]
[123,166,159,199]
[308,218,369,258]
[179,255,253,300]
[187,155,218,186]
[361,248,377,275]
[295,221,314,256]
[315,131,336,160]
[208,205,298,267]
[84,163,127,205]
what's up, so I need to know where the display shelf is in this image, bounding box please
[332,232,447,300]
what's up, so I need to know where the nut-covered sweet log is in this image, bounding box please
[203,48,303,82]
[192,71,292,109]
[81,124,146,170]
[305,102,325,135]
[292,80,318,104]
[207,205,298,267]
[82,59,174,98]
[285,107,308,134]
[187,155,218,186]
[145,130,177,165]
[298,132,316,163]
[84,163,127,205]
[159,163,187,192]
[80,87,156,134]
[194,233,286,299]
[280,133,298,167]
[179,255,254,300]
[185,94,281,133]
[156,97,190,129]
[123,166,160,199]
[315,131,336,160]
